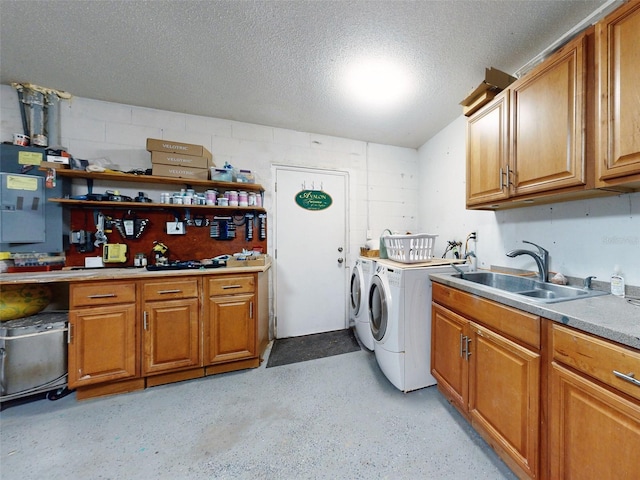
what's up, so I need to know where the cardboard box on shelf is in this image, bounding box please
[460,67,516,114]
[462,90,498,117]
[151,151,211,169]
[146,138,212,161]
[226,254,267,268]
[151,163,209,180]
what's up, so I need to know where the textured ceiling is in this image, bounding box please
[0,0,616,148]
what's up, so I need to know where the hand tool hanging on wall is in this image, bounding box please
[112,210,150,239]
[257,213,267,240]
[245,213,254,241]
[94,211,107,247]
[210,216,235,240]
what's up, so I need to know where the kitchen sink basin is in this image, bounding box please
[452,271,608,304]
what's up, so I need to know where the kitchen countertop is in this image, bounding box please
[430,272,640,351]
[0,257,272,285]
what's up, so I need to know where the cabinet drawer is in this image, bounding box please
[208,275,255,296]
[432,283,540,349]
[71,281,136,307]
[552,323,640,401]
[143,278,199,301]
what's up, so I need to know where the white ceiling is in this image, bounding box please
[0,0,615,149]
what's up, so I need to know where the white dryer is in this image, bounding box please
[350,257,376,350]
[368,260,466,392]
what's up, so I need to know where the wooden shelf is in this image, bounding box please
[49,198,266,213]
[53,169,264,192]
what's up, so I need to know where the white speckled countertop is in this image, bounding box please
[430,272,640,351]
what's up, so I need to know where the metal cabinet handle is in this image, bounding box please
[499,167,505,189]
[506,166,512,187]
[250,302,253,319]
[460,334,471,360]
[87,293,117,299]
[613,370,640,387]
[157,289,182,294]
[143,311,149,331]
[67,323,73,344]
[222,285,242,289]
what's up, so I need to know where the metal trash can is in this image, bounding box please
[0,311,68,402]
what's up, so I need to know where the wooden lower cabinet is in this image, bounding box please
[68,271,268,399]
[206,293,256,364]
[469,322,540,479]
[549,323,640,479]
[433,282,640,480]
[549,363,640,479]
[142,277,201,375]
[68,303,138,388]
[204,274,258,368]
[142,298,201,375]
[431,303,468,414]
[68,281,139,389]
[432,284,541,479]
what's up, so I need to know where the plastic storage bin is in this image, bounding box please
[210,168,234,182]
[382,234,438,263]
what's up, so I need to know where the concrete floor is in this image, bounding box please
[1,340,517,480]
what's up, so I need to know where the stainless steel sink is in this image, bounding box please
[452,271,608,304]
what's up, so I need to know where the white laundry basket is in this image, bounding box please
[381,234,438,263]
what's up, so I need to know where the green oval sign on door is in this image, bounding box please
[295,190,332,211]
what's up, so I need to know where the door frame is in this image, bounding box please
[272,164,351,338]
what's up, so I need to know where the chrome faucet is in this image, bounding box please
[506,240,549,283]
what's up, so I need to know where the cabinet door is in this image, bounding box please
[142,298,201,375]
[511,33,588,196]
[206,293,256,364]
[468,322,540,479]
[68,304,138,388]
[466,91,510,207]
[596,1,640,185]
[549,362,640,479]
[431,303,469,414]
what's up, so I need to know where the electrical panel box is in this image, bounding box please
[0,173,45,243]
[0,144,69,253]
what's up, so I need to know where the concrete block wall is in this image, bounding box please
[418,116,640,286]
[0,84,419,264]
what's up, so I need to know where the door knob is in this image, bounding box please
[337,257,344,263]
[338,247,343,252]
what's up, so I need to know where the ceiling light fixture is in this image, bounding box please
[343,58,415,111]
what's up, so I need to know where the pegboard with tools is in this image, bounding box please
[66,207,267,267]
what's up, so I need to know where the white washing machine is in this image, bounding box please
[350,257,376,350]
[368,260,466,392]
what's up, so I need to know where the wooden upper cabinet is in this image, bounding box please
[596,0,640,188]
[511,31,590,197]
[466,29,596,209]
[466,90,510,207]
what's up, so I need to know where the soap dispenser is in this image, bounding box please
[611,265,625,297]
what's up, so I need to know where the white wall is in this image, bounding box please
[0,84,419,264]
[418,116,640,286]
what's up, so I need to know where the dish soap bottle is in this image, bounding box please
[611,265,625,297]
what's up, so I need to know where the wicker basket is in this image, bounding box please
[381,234,438,263]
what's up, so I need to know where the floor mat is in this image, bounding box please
[266,328,361,368]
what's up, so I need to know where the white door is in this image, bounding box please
[274,166,348,338]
